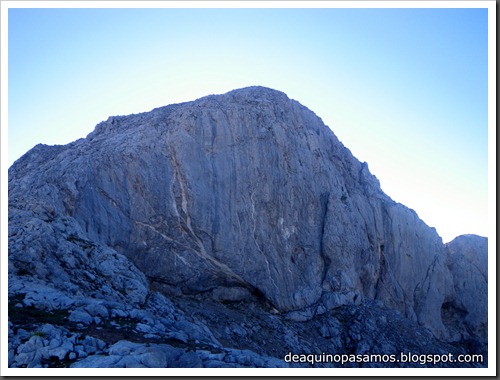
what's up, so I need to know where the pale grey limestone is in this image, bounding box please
[8,86,487,368]
[68,309,93,325]
[444,235,488,346]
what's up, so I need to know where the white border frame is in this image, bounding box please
[1,1,495,377]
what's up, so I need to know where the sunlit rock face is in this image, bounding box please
[9,86,486,349]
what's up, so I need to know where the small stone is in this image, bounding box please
[135,323,152,333]
[70,355,121,368]
[18,335,45,354]
[68,309,93,325]
[111,308,128,318]
[166,331,189,344]
[115,355,144,368]
[47,346,69,361]
[108,340,143,356]
[74,345,88,358]
[172,351,203,368]
[284,308,314,322]
[85,302,109,318]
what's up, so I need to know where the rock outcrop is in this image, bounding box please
[8,86,488,368]
[443,235,488,350]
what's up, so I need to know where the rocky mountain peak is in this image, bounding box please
[7,87,487,368]
[225,85,291,103]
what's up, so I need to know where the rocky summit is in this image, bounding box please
[8,86,488,369]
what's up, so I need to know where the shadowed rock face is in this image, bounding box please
[443,235,488,348]
[8,86,487,349]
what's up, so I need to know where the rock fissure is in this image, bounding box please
[249,190,280,296]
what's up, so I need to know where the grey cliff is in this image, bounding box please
[8,86,487,368]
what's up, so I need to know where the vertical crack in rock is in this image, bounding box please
[318,192,331,288]
[250,190,280,294]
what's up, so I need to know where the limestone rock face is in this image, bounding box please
[443,235,488,346]
[8,86,486,346]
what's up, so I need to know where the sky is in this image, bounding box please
[5,2,491,243]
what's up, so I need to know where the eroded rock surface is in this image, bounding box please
[442,235,488,350]
[8,86,488,368]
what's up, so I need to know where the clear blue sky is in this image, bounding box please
[7,5,490,242]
